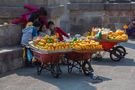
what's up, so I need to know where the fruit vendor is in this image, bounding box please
[11,4,48,28]
[47,21,69,41]
[124,19,135,36]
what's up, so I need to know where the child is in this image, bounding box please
[47,21,69,41]
[38,25,51,36]
[21,22,40,66]
[21,22,38,46]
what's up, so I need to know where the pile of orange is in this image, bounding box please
[108,30,128,41]
[71,39,103,51]
[33,35,71,51]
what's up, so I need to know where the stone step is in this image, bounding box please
[0,24,22,47]
[0,47,24,74]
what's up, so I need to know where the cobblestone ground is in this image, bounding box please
[0,39,135,90]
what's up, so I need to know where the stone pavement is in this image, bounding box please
[0,40,135,90]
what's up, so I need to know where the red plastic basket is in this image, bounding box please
[100,41,117,51]
[33,51,63,64]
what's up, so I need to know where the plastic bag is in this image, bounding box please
[95,31,102,39]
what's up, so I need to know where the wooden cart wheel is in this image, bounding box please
[82,61,94,76]
[37,62,43,75]
[115,46,126,57]
[67,59,74,73]
[110,49,122,62]
[51,63,61,78]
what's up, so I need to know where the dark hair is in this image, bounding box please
[33,21,41,27]
[48,21,54,26]
[39,7,47,16]
[38,25,45,32]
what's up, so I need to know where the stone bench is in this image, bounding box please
[0,47,24,74]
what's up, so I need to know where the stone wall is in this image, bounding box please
[0,0,47,24]
[0,0,65,26]
[68,2,135,34]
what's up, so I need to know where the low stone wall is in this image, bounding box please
[0,25,22,47]
[0,24,24,74]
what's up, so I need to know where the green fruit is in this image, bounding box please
[72,37,78,42]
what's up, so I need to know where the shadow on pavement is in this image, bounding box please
[0,65,112,90]
[18,67,98,90]
[120,42,135,50]
[92,58,135,66]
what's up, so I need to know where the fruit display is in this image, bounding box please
[86,28,128,41]
[33,35,58,45]
[71,39,103,52]
[108,30,128,41]
[29,34,103,53]
[86,28,110,39]
[39,42,71,51]
[32,35,71,51]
